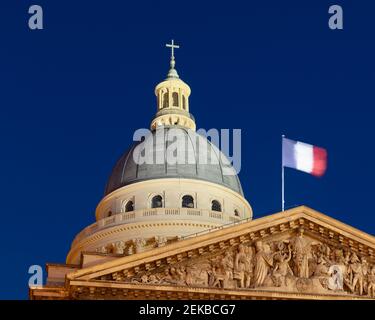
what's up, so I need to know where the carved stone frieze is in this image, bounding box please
[107,228,375,298]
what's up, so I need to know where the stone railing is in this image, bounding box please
[72,207,241,246]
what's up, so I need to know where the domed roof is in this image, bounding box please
[104,127,243,196]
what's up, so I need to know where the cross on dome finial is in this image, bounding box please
[166,39,179,59]
[165,39,180,79]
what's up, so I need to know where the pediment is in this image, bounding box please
[67,206,375,299]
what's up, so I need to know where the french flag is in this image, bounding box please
[282,137,327,177]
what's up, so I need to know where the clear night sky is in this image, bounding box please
[1,0,374,299]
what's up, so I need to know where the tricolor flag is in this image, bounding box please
[282,137,327,177]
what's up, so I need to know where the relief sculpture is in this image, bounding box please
[288,228,319,278]
[272,243,293,287]
[253,241,274,287]
[123,228,374,297]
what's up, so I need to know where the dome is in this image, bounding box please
[104,126,244,196]
[66,41,253,265]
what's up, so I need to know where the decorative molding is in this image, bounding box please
[31,207,375,300]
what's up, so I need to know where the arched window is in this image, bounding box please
[125,200,134,212]
[182,195,194,208]
[163,92,169,108]
[211,200,222,212]
[108,211,113,217]
[234,209,239,217]
[182,95,186,110]
[172,92,179,107]
[151,195,163,208]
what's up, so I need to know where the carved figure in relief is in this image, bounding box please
[141,274,149,283]
[185,266,194,286]
[175,266,187,285]
[367,266,375,298]
[332,248,345,265]
[234,244,247,288]
[244,246,254,288]
[288,228,318,278]
[133,238,146,253]
[113,241,126,254]
[148,274,159,284]
[127,244,134,255]
[253,241,274,287]
[347,253,367,295]
[96,245,108,254]
[186,264,209,287]
[162,268,174,284]
[221,251,234,288]
[155,236,168,248]
[130,274,149,284]
[313,254,329,276]
[272,243,293,287]
[209,256,226,288]
[170,267,182,284]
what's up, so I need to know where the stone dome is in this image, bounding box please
[104,126,243,196]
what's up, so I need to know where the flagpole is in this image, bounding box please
[282,134,285,211]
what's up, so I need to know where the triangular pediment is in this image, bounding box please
[66,206,375,299]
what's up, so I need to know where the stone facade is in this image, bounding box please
[67,178,252,264]
[30,206,375,300]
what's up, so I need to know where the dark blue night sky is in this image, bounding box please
[1,1,374,299]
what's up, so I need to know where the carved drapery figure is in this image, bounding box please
[314,248,339,272]
[209,255,226,288]
[186,264,209,287]
[175,266,187,285]
[313,243,331,267]
[162,268,174,284]
[234,244,247,288]
[127,244,134,255]
[289,228,318,278]
[333,248,346,265]
[221,251,234,288]
[141,274,148,283]
[272,243,293,287]
[133,238,146,253]
[148,274,159,284]
[313,255,329,276]
[346,253,367,295]
[155,236,168,248]
[170,267,181,284]
[244,245,254,288]
[130,274,149,284]
[253,241,274,287]
[367,266,375,298]
[96,245,108,254]
[113,241,126,254]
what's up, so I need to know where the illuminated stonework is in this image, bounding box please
[30,206,375,300]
